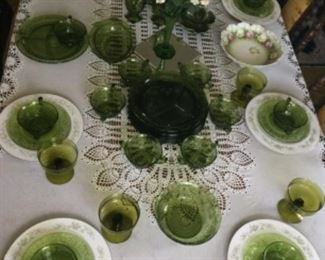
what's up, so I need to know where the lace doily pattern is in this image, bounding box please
[82,0,255,218]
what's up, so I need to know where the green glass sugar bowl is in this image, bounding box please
[263,241,305,260]
[122,134,165,168]
[178,61,212,89]
[155,182,222,245]
[89,84,126,121]
[17,96,59,139]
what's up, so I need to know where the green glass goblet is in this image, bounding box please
[38,139,78,185]
[178,61,212,89]
[232,67,267,107]
[243,0,267,8]
[263,241,305,260]
[89,85,126,121]
[209,95,243,132]
[125,0,146,23]
[273,98,308,134]
[31,244,77,260]
[277,178,325,224]
[17,97,59,140]
[98,193,140,243]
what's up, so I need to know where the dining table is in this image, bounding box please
[0,0,324,259]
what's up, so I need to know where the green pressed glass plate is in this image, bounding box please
[15,15,88,63]
[6,102,71,150]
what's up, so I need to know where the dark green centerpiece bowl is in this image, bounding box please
[155,182,221,245]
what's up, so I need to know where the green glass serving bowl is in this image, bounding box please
[89,85,126,121]
[178,61,212,89]
[180,135,217,169]
[122,134,164,168]
[263,241,305,260]
[155,182,221,245]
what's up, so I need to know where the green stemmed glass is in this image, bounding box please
[89,85,126,121]
[17,97,59,140]
[263,241,305,260]
[125,0,146,23]
[273,98,308,134]
[179,135,217,169]
[38,139,78,185]
[98,193,140,243]
[178,61,212,89]
[277,178,325,223]
[209,95,242,132]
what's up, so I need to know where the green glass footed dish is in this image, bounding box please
[16,15,88,63]
[180,135,217,169]
[122,134,164,168]
[89,17,134,64]
[155,182,221,245]
[178,61,212,89]
[234,0,274,18]
[263,241,305,260]
[89,85,126,121]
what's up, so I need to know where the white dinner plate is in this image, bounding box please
[227,219,320,260]
[0,93,83,161]
[4,218,111,260]
[245,92,320,154]
[221,0,281,25]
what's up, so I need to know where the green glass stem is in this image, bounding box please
[153,18,176,60]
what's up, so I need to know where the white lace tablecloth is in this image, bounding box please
[0,0,324,259]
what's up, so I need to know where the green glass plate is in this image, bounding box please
[15,15,88,63]
[233,0,274,18]
[6,102,71,150]
[21,232,94,260]
[257,99,310,143]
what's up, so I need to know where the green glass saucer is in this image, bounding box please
[16,15,88,63]
[6,102,71,150]
[257,99,310,143]
[233,0,274,18]
[155,182,221,245]
[21,232,94,260]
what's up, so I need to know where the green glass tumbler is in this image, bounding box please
[98,193,140,243]
[263,241,305,260]
[277,178,325,223]
[37,139,78,185]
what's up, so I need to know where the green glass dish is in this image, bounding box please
[21,232,94,260]
[16,15,88,63]
[125,0,146,23]
[89,17,134,64]
[258,98,310,143]
[89,85,126,121]
[277,178,325,224]
[209,96,242,132]
[263,241,305,260]
[7,102,71,150]
[17,97,59,139]
[234,0,274,18]
[180,135,217,169]
[118,57,152,87]
[178,61,212,89]
[155,182,221,245]
[122,134,164,168]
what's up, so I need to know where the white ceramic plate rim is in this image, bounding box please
[221,0,281,25]
[245,92,320,154]
[4,218,111,260]
[0,93,83,161]
[227,219,320,260]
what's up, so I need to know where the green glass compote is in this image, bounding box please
[180,135,217,169]
[17,97,59,140]
[53,16,87,47]
[125,0,146,23]
[98,193,140,243]
[273,98,308,134]
[118,58,152,87]
[277,178,325,223]
[209,95,242,132]
[263,241,305,260]
[38,139,78,185]
[178,61,212,89]
[31,244,77,260]
[232,67,267,107]
[122,134,164,168]
[89,85,126,121]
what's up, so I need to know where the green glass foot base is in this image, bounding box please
[46,169,74,185]
[277,199,303,224]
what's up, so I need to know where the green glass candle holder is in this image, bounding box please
[98,193,140,243]
[178,61,212,89]
[125,0,146,23]
[89,85,126,121]
[277,178,325,223]
[37,139,78,185]
[263,241,305,260]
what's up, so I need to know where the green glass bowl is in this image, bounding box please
[178,62,212,89]
[263,241,305,260]
[122,134,163,168]
[155,182,221,245]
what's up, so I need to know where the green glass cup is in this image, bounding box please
[31,244,77,260]
[277,178,325,223]
[178,61,212,89]
[37,139,78,185]
[98,193,140,243]
[263,241,305,260]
